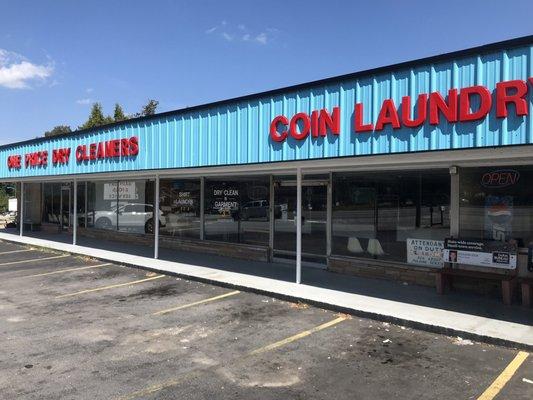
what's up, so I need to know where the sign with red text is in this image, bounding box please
[6,136,139,171]
[270,78,533,142]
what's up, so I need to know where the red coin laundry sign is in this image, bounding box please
[6,136,139,170]
[269,78,533,142]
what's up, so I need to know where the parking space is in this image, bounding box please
[0,241,531,400]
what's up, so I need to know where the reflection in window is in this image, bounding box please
[460,166,533,247]
[159,179,200,239]
[87,181,117,230]
[332,171,450,263]
[43,183,60,224]
[204,177,270,245]
[86,180,155,234]
[117,180,155,234]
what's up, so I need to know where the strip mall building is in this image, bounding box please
[1,35,532,294]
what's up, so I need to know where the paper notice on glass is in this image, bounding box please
[406,238,444,268]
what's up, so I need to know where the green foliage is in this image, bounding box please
[0,184,12,213]
[79,103,106,130]
[44,125,72,137]
[113,103,126,122]
[44,98,160,136]
[140,99,159,116]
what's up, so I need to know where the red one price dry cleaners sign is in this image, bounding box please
[270,78,533,142]
[7,136,139,170]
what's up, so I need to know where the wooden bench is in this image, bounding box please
[519,278,533,307]
[436,266,518,305]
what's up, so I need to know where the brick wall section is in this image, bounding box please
[78,228,270,262]
[328,256,511,295]
[328,256,437,287]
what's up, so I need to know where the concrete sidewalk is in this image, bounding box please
[0,231,532,350]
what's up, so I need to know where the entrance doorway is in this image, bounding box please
[273,176,329,265]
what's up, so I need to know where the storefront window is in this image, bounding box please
[459,166,533,247]
[22,183,42,229]
[43,183,60,224]
[76,182,86,228]
[117,180,155,234]
[87,181,118,231]
[159,179,201,239]
[204,176,270,245]
[85,180,155,234]
[332,170,450,264]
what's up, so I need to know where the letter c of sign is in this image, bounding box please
[270,115,289,142]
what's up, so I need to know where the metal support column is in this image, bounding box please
[269,175,275,261]
[84,181,88,228]
[154,176,160,259]
[19,181,24,237]
[450,166,460,237]
[200,176,205,240]
[326,172,333,258]
[73,180,78,245]
[296,168,302,284]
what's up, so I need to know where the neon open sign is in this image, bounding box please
[481,169,520,188]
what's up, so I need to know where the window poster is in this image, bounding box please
[443,238,517,270]
[484,195,513,242]
[406,238,444,268]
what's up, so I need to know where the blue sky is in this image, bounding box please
[0,0,532,144]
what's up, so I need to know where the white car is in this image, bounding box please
[90,203,166,233]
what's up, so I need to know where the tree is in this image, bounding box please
[140,99,159,116]
[0,184,9,213]
[113,103,126,122]
[79,103,113,130]
[44,125,72,137]
[0,184,14,213]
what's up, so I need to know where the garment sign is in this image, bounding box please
[406,238,444,268]
[443,238,517,270]
[104,181,139,200]
[212,187,239,213]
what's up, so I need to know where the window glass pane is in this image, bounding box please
[52,183,61,224]
[22,183,42,227]
[205,176,270,245]
[76,182,85,228]
[43,183,56,224]
[159,179,201,239]
[332,170,450,264]
[273,179,328,257]
[87,181,118,230]
[117,180,155,234]
[459,166,532,246]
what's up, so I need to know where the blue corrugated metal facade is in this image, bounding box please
[1,39,532,179]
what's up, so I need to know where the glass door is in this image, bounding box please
[273,178,328,263]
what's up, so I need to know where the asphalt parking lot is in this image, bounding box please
[0,240,531,400]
